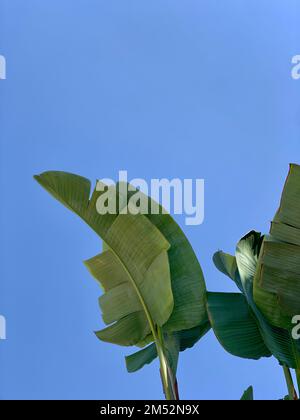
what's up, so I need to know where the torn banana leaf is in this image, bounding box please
[35,171,208,364]
[254,164,300,331]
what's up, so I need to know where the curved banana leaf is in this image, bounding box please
[211,231,300,369]
[254,164,300,331]
[35,171,208,354]
[207,292,271,360]
[35,172,174,346]
[126,321,210,373]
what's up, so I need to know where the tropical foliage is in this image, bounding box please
[35,164,300,400]
[34,172,209,400]
[208,164,300,400]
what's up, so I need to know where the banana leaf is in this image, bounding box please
[35,172,174,345]
[35,171,208,365]
[254,164,300,331]
[207,291,271,360]
[209,231,299,369]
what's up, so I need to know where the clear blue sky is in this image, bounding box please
[0,0,299,400]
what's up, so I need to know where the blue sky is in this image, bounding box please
[0,0,299,400]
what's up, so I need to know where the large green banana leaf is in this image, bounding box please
[35,172,173,346]
[35,171,208,359]
[208,231,299,369]
[254,164,300,331]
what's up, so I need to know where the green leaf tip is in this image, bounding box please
[241,386,254,400]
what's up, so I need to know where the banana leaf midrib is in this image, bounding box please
[104,246,159,337]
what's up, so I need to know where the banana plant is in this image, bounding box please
[34,171,209,400]
[207,164,300,400]
[35,164,300,400]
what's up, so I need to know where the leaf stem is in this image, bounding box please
[157,327,178,400]
[283,366,298,400]
[109,247,175,400]
[156,337,172,400]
